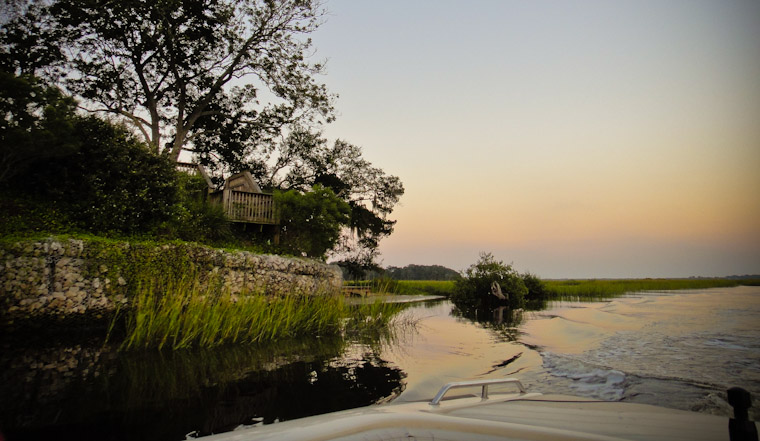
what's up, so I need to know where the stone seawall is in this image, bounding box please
[0,237,343,327]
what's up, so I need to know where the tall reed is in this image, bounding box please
[112,276,405,350]
[349,300,407,330]
[360,278,455,296]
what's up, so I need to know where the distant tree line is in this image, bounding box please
[385,264,461,281]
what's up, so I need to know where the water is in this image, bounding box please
[516,286,760,417]
[1,286,758,439]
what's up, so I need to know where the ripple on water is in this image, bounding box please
[522,287,760,420]
[539,352,628,401]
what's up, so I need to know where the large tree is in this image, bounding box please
[249,128,404,265]
[1,0,403,265]
[0,0,333,161]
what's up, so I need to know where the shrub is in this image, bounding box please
[159,173,233,244]
[274,185,351,259]
[451,252,527,310]
[0,194,77,235]
[9,116,179,235]
[0,73,80,183]
[522,272,548,300]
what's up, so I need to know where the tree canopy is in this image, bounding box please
[275,184,350,259]
[256,128,404,265]
[0,0,333,161]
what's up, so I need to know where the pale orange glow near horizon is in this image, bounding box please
[313,0,760,277]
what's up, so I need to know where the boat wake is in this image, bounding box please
[517,287,760,419]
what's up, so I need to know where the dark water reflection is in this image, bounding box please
[3,288,759,440]
[0,335,404,441]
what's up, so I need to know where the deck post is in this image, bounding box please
[221,187,230,216]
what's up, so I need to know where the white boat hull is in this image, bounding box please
[197,392,747,441]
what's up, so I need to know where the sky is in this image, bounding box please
[309,0,760,278]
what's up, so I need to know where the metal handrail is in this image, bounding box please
[430,378,526,406]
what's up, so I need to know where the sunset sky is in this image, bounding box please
[311,0,760,278]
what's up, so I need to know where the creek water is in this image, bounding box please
[1,286,758,440]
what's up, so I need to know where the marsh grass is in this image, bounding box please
[355,277,757,303]
[345,300,420,353]
[544,278,752,300]
[111,276,406,350]
[355,278,455,296]
[349,300,407,329]
[394,280,455,296]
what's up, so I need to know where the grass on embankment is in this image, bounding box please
[356,279,456,297]
[110,277,405,351]
[543,278,759,300]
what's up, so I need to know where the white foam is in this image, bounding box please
[541,352,627,401]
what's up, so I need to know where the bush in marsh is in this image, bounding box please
[450,253,550,311]
[521,272,548,300]
[451,252,528,310]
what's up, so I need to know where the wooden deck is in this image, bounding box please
[342,285,372,297]
[209,189,278,225]
[176,165,279,226]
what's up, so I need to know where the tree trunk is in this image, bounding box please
[168,129,187,162]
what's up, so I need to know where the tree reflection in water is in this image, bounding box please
[0,335,405,441]
[451,298,548,342]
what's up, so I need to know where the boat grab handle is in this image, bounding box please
[430,378,526,406]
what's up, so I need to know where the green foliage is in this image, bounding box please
[1,110,238,245]
[335,247,383,281]
[0,194,78,236]
[255,129,404,270]
[0,3,402,261]
[451,252,528,310]
[385,264,461,281]
[118,278,346,350]
[113,273,406,350]
[0,6,402,260]
[12,116,179,235]
[274,185,351,259]
[159,173,233,244]
[0,72,80,182]
[522,272,548,300]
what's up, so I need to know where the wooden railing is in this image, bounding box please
[176,162,199,174]
[176,162,214,188]
[210,189,278,225]
[342,285,372,297]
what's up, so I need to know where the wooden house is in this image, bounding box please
[209,171,278,225]
[177,163,278,226]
